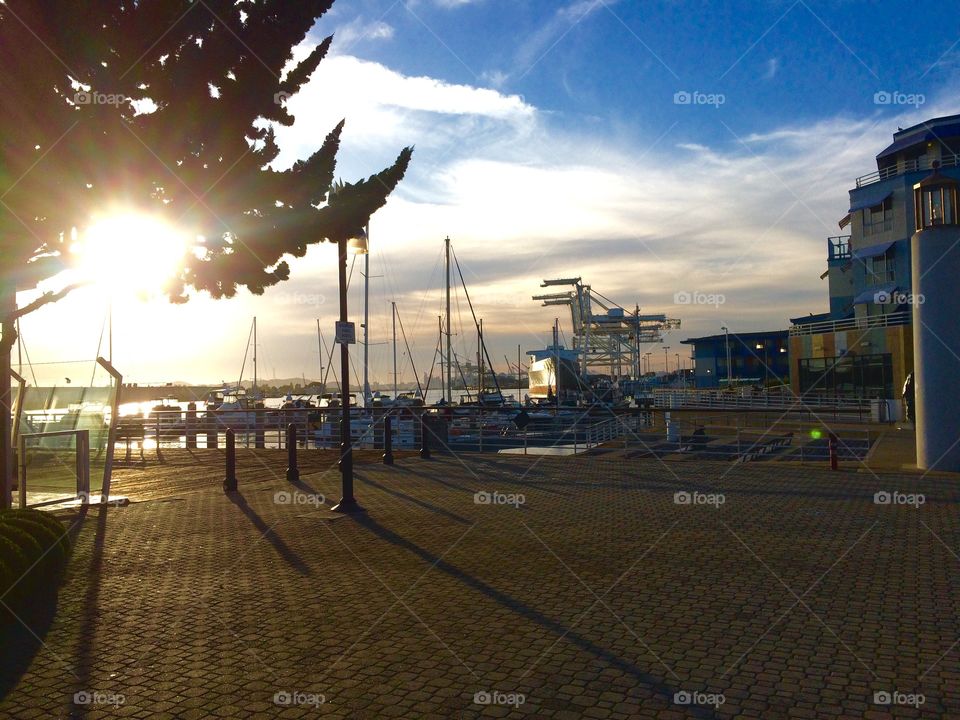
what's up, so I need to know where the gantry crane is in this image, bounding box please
[533,278,680,380]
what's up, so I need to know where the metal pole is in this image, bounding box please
[363,225,370,406]
[223,428,237,492]
[478,318,483,395]
[518,344,522,402]
[554,318,560,411]
[286,423,299,482]
[392,301,398,401]
[445,236,452,404]
[316,318,324,395]
[0,284,14,509]
[438,315,445,403]
[333,237,361,513]
[723,327,732,386]
[420,413,431,459]
[383,415,394,465]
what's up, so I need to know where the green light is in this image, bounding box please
[810,429,823,440]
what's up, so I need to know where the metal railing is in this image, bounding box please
[18,429,90,508]
[111,406,658,456]
[789,310,911,336]
[622,417,873,465]
[856,152,960,187]
[651,388,870,417]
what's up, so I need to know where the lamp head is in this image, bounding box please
[347,228,368,255]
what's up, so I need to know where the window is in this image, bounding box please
[798,353,893,398]
[865,250,895,286]
[863,197,893,236]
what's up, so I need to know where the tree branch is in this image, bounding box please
[8,282,89,321]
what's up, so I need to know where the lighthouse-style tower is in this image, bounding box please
[911,162,960,471]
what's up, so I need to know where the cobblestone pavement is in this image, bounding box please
[1,452,958,719]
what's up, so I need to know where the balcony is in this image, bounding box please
[789,310,911,336]
[856,152,960,188]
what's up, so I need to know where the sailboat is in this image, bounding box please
[207,317,263,428]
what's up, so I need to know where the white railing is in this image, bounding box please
[651,388,870,416]
[789,310,911,336]
[856,153,960,187]
[580,417,623,451]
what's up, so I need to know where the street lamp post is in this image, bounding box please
[721,326,732,387]
[332,233,366,514]
[756,342,768,386]
[663,346,670,374]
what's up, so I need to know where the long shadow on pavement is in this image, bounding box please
[226,492,311,576]
[353,513,720,719]
[355,471,471,525]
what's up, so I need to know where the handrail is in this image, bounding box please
[856,152,960,188]
[789,310,911,336]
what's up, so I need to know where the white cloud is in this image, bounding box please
[432,0,482,7]
[22,52,960,384]
[762,57,779,80]
[274,54,535,166]
[330,17,395,54]
[484,0,615,87]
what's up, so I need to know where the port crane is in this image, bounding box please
[533,278,680,379]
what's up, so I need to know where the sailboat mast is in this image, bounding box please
[316,318,324,394]
[392,301,398,400]
[438,315,445,402]
[445,236,452,404]
[478,319,483,393]
[253,316,257,396]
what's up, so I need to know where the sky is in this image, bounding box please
[16,0,960,386]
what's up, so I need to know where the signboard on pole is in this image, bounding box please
[335,321,356,345]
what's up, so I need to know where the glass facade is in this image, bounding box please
[798,353,893,398]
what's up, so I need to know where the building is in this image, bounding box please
[682,330,789,389]
[788,114,960,399]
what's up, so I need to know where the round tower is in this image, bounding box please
[911,163,960,471]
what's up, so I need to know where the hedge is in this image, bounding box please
[0,510,71,622]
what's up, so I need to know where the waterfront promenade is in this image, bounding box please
[1,449,957,718]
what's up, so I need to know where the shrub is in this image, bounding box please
[0,513,73,626]
[0,518,67,575]
[0,555,12,598]
[0,509,71,554]
[0,534,31,608]
[0,524,42,567]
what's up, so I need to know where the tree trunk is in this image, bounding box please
[0,284,15,509]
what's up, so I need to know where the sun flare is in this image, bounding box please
[72,213,189,294]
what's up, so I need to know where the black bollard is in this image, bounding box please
[223,428,237,491]
[185,402,197,449]
[419,415,431,460]
[383,415,394,465]
[286,423,300,482]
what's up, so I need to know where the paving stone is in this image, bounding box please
[0,453,957,718]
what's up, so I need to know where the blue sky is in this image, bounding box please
[20,1,960,385]
[323,0,955,140]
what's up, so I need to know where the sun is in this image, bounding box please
[72,213,189,294]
